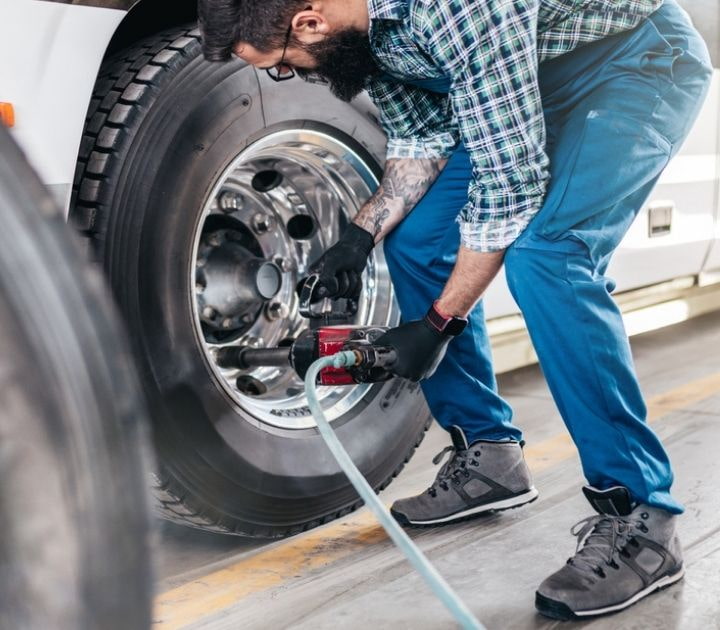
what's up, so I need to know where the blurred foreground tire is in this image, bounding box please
[0,127,153,629]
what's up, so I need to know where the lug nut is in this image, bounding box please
[252,212,275,235]
[221,317,236,329]
[219,191,244,213]
[205,232,223,247]
[266,302,290,321]
[202,306,217,320]
[244,336,262,348]
[274,257,293,273]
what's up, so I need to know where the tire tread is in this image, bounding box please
[70,26,198,236]
[151,415,432,537]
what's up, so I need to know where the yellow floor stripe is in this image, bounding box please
[153,372,720,629]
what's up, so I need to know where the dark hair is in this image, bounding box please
[198,0,307,62]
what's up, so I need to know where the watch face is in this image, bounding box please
[426,304,468,336]
[425,304,467,337]
[446,317,468,336]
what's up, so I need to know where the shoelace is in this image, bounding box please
[567,513,649,578]
[427,445,481,498]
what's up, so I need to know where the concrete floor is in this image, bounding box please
[154,310,720,630]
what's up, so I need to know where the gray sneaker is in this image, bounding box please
[390,426,538,526]
[536,486,684,620]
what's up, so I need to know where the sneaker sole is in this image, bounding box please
[391,487,539,527]
[535,566,685,621]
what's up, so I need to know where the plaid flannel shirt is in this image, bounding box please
[366,0,663,251]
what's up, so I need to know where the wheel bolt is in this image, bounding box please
[252,212,275,235]
[202,306,217,320]
[205,232,222,247]
[273,257,293,273]
[266,302,290,321]
[221,317,235,329]
[219,191,244,213]
[244,336,262,348]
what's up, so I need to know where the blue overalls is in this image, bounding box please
[382,0,712,513]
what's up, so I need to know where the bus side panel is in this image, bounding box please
[0,1,125,211]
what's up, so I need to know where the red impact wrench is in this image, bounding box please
[215,275,397,384]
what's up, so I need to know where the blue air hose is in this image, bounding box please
[305,351,485,630]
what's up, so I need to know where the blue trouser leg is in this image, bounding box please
[504,1,712,514]
[384,0,711,512]
[384,145,520,443]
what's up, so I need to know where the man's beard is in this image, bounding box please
[297,29,381,102]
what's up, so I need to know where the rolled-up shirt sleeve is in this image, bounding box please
[365,77,460,160]
[418,0,551,252]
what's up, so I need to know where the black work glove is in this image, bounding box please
[376,320,453,382]
[310,224,374,299]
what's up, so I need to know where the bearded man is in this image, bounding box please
[198,0,712,619]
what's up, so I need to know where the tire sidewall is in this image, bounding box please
[109,54,428,525]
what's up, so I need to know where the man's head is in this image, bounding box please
[198,0,380,102]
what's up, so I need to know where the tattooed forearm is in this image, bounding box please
[353,157,448,242]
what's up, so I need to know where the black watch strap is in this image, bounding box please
[425,301,468,336]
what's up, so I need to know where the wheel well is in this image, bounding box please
[105,0,199,58]
[73,2,200,218]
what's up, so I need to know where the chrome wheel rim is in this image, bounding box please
[191,129,398,430]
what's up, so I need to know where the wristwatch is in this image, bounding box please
[424,301,468,337]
